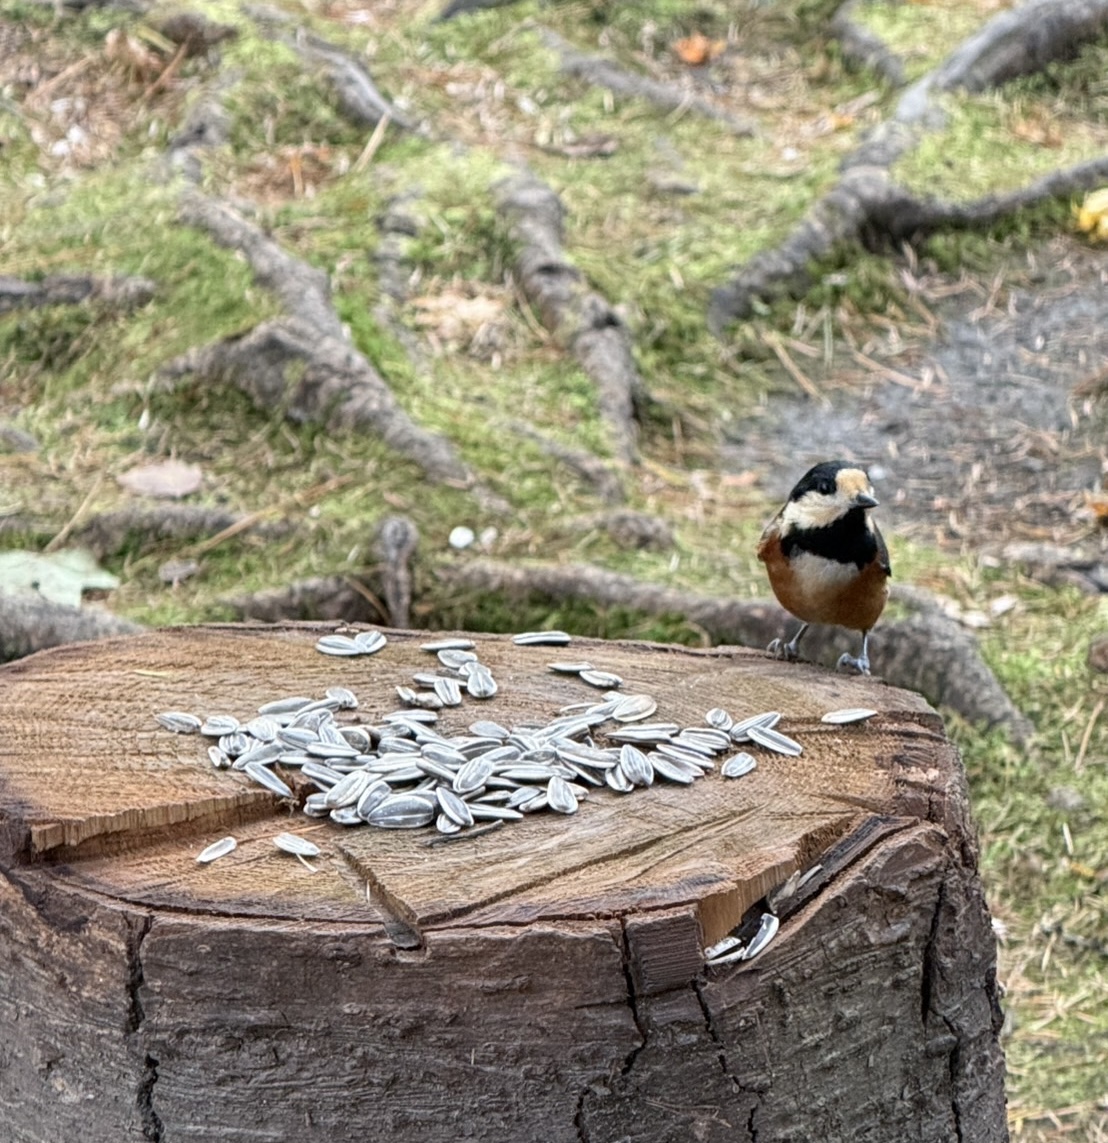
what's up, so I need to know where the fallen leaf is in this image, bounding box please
[672,33,726,66]
[0,548,119,608]
[117,459,203,498]
[1075,187,1108,242]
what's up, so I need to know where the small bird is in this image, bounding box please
[757,460,890,675]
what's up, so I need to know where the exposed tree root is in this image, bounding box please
[0,274,155,314]
[221,575,385,624]
[709,0,1108,327]
[507,421,626,503]
[172,192,495,498]
[562,509,675,551]
[0,594,142,663]
[374,515,419,628]
[292,30,413,131]
[158,316,476,490]
[71,505,285,560]
[372,192,429,366]
[439,558,1032,740]
[495,171,649,465]
[536,26,757,137]
[829,0,906,88]
[435,0,521,20]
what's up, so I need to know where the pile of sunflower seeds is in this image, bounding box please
[161,630,877,959]
[157,631,877,840]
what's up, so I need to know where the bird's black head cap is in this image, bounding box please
[789,460,851,501]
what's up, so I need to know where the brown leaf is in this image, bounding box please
[672,33,726,67]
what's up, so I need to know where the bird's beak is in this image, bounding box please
[853,491,879,509]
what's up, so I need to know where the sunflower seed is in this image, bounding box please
[730,711,782,742]
[303,792,331,817]
[704,934,743,961]
[436,813,462,835]
[274,832,321,858]
[721,752,757,778]
[465,666,498,699]
[330,805,364,825]
[821,707,878,725]
[234,742,283,770]
[705,945,748,968]
[324,770,374,809]
[156,711,202,734]
[368,794,436,829]
[619,744,655,787]
[705,708,734,731]
[547,775,578,814]
[436,786,474,827]
[326,686,359,709]
[676,727,732,753]
[743,913,779,960]
[747,725,803,756]
[610,694,658,722]
[200,714,240,737]
[353,629,387,654]
[315,634,362,656]
[258,696,313,716]
[421,638,476,652]
[512,630,571,646]
[208,745,231,769]
[433,677,464,706]
[548,661,594,674]
[649,752,700,784]
[356,780,392,818]
[605,765,635,793]
[438,648,478,670]
[301,760,343,788]
[243,762,293,798]
[454,756,495,794]
[196,836,237,864]
[579,669,623,689]
[607,722,679,744]
[469,719,509,739]
[468,804,525,822]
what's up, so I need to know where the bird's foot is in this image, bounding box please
[768,623,808,662]
[836,651,871,676]
[767,638,797,662]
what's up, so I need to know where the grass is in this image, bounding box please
[2,0,1107,1135]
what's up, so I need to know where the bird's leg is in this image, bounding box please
[768,622,808,662]
[837,630,872,676]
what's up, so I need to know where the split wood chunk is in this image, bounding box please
[0,624,1006,1142]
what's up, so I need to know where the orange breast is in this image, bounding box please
[758,533,888,632]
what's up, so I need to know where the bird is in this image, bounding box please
[756,460,890,675]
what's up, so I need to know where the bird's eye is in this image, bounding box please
[817,478,836,495]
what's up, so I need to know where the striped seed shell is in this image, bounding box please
[274,833,321,858]
[605,765,635,793]
[649,751,700,784]
[705,708,734,731]
[258,696,313,715]
[243,762,292,798]
[435,813,462,835]
[326,686,359,709]
[196,836,237,864]
[454,756,495,794]
[610,693,658,722]
[547,775,578,814]
[580,669,623,689]
[721,753,757,779]
[438,648,478,670]
[433,677,464,706]
[743,913,780,960]
[421,638,476,652]
[821,708,878,725]
[547,661,594,674]
[315,634,362,656]
[156,711,202,734]
[619,744,655,787]
[323,769,374,809]
[436,786,474,827]
[353,629,387,654]
[368,793,436,829]
[200,714,240,737]
[512,630,571,646]
[730,711,782,742]
[465,666,498,699]
[208,745,231,770]
[747,725,803,756]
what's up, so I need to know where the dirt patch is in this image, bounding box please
[726,236,1108,551]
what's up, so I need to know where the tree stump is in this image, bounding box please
[0,624,1007,1143]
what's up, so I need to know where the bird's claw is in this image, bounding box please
[836,652,871,676]
[767,637,800,662]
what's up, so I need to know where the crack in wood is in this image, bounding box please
[125,914,164,1142]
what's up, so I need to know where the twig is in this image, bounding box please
[763,331,828,404]
[45,475,105,553]
[353,113,391,173]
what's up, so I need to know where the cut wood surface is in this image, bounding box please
[0,624,1006,1142]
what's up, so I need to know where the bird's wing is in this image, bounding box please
[873,522,892,577]
[756,509,785,562]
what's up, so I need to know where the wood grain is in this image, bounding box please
[0,623,1007,1142]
